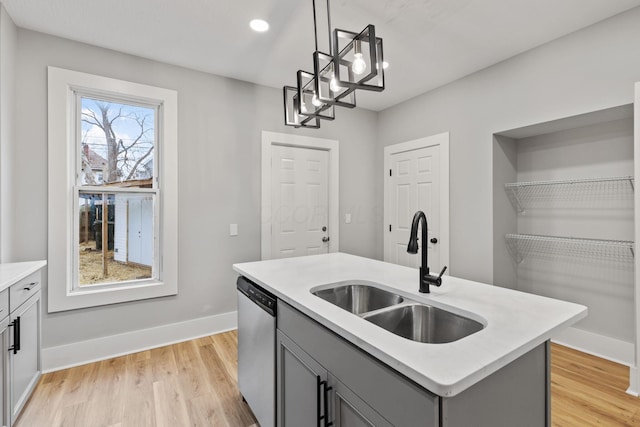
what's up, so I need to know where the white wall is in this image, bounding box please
[377,7,640,284]
[11,29,379,349]
[0,4,17,262]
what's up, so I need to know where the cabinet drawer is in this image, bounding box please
[10,271,42,312]
[0,289,8,319]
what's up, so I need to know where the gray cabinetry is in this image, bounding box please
[277,300,549,427]
[276,331,327,426]
[9,292,40,423]
[329,374,392,427]
[7,270,42,426]
[276,331,392,427]
[0,290,10,427]
[277,301,439,427]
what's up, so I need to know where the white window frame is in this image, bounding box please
[48,66,178,312]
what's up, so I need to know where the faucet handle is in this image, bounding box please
[437,266,448,279]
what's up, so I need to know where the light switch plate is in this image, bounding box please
[345,213,352,224]
[230,223,238,236]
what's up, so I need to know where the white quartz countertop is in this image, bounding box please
[233,252,587,397]
[0,261,47,293]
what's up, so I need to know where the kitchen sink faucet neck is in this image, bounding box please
[407,211,447,293]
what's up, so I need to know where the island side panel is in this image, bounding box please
[441,341,549,427]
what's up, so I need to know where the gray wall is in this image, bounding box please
[7,5,640,350]
[492,135,517,289]
[376,7,640,284]
[11,29,379,348]
[0,5,17,262]
[497,118,634,343]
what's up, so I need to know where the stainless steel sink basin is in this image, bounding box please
[363,304,483,343]
[313,284,404,315]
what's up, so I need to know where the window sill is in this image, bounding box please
[50,279,177,312]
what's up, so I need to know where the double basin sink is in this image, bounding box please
[312,282,483,344]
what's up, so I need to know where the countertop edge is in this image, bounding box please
[0,261,47,293]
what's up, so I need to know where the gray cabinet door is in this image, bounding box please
[276,330,328,427]
[330,374,392,427]
[10,293,41,423]
[0,317,9,427]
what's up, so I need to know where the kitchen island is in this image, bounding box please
[234,253,587,426]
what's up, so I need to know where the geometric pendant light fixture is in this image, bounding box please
[283,0,385,128]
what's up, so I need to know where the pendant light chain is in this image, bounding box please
[326,0,332,54]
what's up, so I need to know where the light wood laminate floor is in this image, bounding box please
[551,344,640,426]
[13,333,640,426]
[15,331,257,427]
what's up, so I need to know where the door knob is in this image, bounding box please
[430,238,438,244]
[322,236,330,243]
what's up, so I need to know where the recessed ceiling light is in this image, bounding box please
[250,19,269,33]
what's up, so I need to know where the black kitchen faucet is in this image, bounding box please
[407,211,448,293]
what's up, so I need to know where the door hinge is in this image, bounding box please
[389,224,392,232]
[389,169,392,177]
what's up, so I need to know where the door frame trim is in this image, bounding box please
[383,132,450,272]
[629,81,640,396]
[261,131,339,260]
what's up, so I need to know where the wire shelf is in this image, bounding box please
[505,233,635,264]
[504,176,634,213]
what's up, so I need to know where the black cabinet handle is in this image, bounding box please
[9,317,20,354]
[15,316,20,354]
[316,376,322,427]
[430,238,438,244]
[317,376,333,427]
[323,380,333,427]
[23,281,38,291]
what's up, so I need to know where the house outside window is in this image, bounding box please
[48,67,178,312]
[77,97,156,287]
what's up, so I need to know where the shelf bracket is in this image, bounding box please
[505,187,525,214]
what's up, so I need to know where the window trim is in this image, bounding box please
[48,66,178,312]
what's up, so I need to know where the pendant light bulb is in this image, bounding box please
[352,53,366,75]
[312,92,323,107]
[300,99,308,114]
[330,74,341,92]
[329,62,341,92]
[352,40,367,75]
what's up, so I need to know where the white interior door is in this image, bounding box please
[384,134,449,273]
[270,145,330,259]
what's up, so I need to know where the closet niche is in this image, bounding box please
[493,104,634,366]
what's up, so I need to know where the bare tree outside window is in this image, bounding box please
[77,97,156,286]
[80,98,155,186]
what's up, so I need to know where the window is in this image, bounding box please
[48,67,178,312]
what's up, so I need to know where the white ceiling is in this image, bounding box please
[4,0,640,111]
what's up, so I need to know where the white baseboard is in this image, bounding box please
[552,326,634,366]
[42,311,238,373]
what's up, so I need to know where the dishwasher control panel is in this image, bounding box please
[237,276,276,316]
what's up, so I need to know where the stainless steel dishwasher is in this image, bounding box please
[237,276,276,427]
